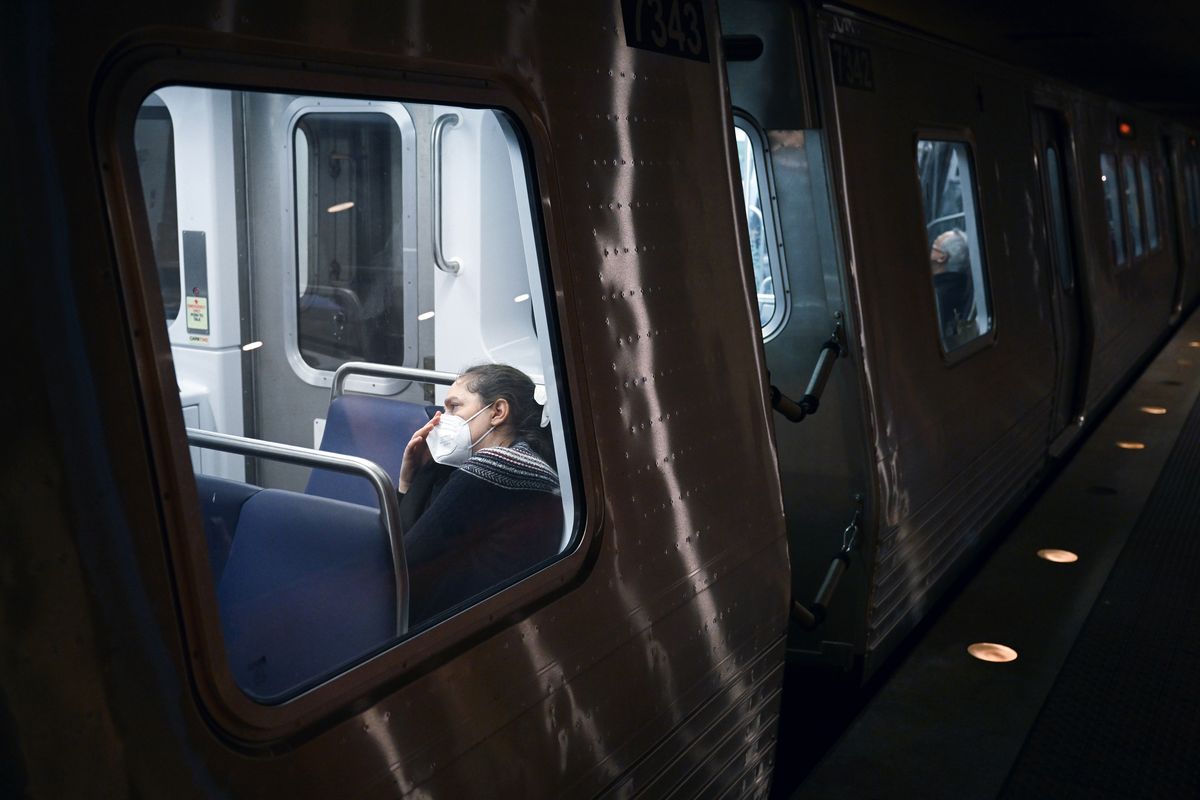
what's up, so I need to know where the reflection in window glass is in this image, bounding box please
[1100,153,1126,266]
[1045,146,1075,293]
[134,99,181,321]
[916,139,992,352]
[294,114,406,371]
[128,88,577,703]
[733,122,786,337]
[1121,154,1144,259]
[1139,157,1159,251]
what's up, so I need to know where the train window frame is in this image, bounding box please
[1099,151,1128,268]
[282,101,420,392]
[96,54,597,743]
[732,112,791,341]
[913,132,997,361]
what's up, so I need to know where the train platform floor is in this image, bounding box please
[789,309,1200,800]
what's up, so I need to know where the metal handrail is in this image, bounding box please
[432,112,461,275]
[332,361,459,400]
[771,321,844,423]
[186,428,409,636]
[792,495,863,630]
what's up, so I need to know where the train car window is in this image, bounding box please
[124,86,579,704]
[1121,154,1145,259]
[134,96,182,321]
[916,139,992,352]
[293,112,411,372]
[733,118,788,339]
[1138,156,1160,251]
[1099,152,1127,267]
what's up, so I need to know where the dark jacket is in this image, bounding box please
[399,442,562,626]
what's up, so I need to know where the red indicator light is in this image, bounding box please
[1118,121,1134,138]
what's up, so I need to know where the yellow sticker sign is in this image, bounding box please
[186,296,209,333]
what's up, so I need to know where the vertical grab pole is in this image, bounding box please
[432,113,461,274]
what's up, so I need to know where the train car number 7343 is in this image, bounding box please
[621,0,710,62]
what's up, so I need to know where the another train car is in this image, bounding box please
[722,0,1198,679]
[5,0,1200,797]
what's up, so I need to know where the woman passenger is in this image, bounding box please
[397,363,562,626]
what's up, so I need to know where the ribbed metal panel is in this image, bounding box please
[595,635,785,799]
[866,400,1051,661]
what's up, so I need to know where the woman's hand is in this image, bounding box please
[398,411,441,493]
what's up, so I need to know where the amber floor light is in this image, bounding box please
[1037,548,1079,563]
[968,643,1018,663]
[1140,406,1168,415]
[1116,441,1146,450]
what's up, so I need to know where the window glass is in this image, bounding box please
[1100,152,1126,266]
[1191,161,1200,228]
[1187,163,1195,227]
[733,121,787,338]
[294,113,406,371]
[916,139,992,352]
[1044,146,1075,292]
[134,98,181,321]
[1138,156,1159,251]
[127,87,577,703]
[1121,154,1144,259]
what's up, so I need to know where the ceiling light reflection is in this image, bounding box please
[327,201,355,214]
[417,311,435,321]
[241,341,263,352]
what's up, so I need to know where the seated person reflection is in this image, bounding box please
[398,364,562,625]
[929,229,978,347]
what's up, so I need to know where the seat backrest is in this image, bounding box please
[195,474,261,582]
[305,394,431,506]
[216,488,395,701]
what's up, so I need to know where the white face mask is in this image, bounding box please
[426,402,495,467]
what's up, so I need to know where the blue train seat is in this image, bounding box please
[194,474,261,582]
[216,488,396,700]
[305,394,431,506]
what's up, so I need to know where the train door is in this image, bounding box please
[721,0,874,672]
[242,95,423,490]
[1033,107,1089,443]
[1163,133,1200,316]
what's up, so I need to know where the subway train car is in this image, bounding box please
[4,1,788,797]
[4,0,1200,797]
[723,0,1200,678]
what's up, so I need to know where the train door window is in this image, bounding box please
[292,111,414,373]
[1044,145,1075,292]
[122,86,579,705]
[134,96,182,321]
[733,117,788,339]
[1190,160,1200,228]
[1138,156,1160,251]
[916,138,992,352]
[1186,162,1195,227]
[1121,154,1145,259]
[1100,152,1127,267]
